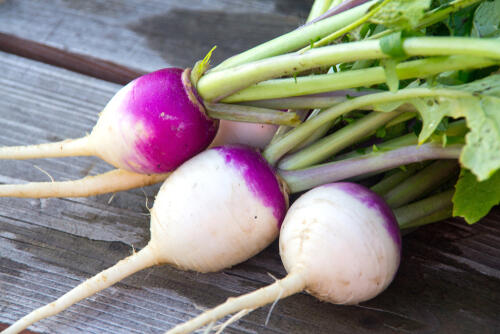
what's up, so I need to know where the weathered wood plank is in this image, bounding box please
[2,209,500,334]
[0,52,499,333]
[1,1,500,333]
[0,51,156,244]
[0,0,312,72]
[0,32,144,85]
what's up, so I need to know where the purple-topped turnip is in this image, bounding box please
[2,145,288,334]
[0,68,217,174]
[167,182,401,334]
[1,0,495,198]
[0,2,376,198]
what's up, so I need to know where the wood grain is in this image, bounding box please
[0,0,312,72]
[0,1,499,333]
[0,32,144,85]
[0,52,499,334]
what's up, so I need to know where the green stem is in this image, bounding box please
[337,132,418,161]
[394,189,454,228]
[384,160,459,208]
[371,162,424,196]
[400,207,453,229]
[200,39,384,101]
[403,37,500,59]
[263,87,470,166]
[223,55,497,102]
[329,0,343,9]
[303,0,390,50]
[279,143,462,193]
[205,104,301,126]
[270,0,334,148]
[290,117,336,153]
[443,119,468,136]
[284,108,344,153]
[278,110,401,170]
[269,109,309,144]
[199,37,499,101]
[241,91,415,113]
[417,0,483,31]
[369,0,484,40]
[242,95,353,110]
[210,1,376,72]
[334,111,418,160]
[269,0,334,151]
[307,0,334,22]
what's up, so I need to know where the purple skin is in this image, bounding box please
[214,145,288,226]
[116,68,218,173]
[329,182,402,251]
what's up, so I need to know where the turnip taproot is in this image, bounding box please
[167,182,401,334]
[2,145,288,334]
[0,169,170,198]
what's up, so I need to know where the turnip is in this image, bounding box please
[0,68,297,198]
[0,0,379,177]
[0,68,218,174]
[166,182,401,334]
[2,145,288,334]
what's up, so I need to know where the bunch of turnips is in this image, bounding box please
[1,0,499,333]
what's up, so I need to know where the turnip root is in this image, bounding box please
[2,145,288,334]
[0,68,218,174]
[0,169,169,198]
[167,182,401,334]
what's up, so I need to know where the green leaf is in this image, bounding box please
[453,168,500,223]
[382,58,400,92]
[373,100,406,113]
[460,96,500,181]
[370,0,432,30]
[409,96,466,143]
[453,74,500,97]
[405,75,500,180]
[380,31,407,58]
[191,46,217,85]
[446,3,477,36]
[472,0,500,38]
[411,94,500,181]
[376,126,387,138]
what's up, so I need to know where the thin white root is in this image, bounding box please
[202,322,215,334]
[33,165,55,182]
[2,246,158,334]
[0,137,93,160]
[165,272,306,334]
[213,309,252,334]
[265,285,283,326]
[0,169,169,198]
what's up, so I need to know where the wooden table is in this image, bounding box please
[0,1,499,333]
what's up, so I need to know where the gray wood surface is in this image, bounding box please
[0,0,311,72]
[0,1,499,334]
